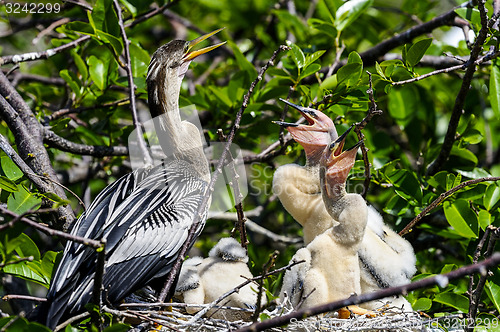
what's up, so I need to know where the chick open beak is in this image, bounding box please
[278,98,318,126]
[182,28,226,62]
[324,125,362,181]
[274,99,337,162]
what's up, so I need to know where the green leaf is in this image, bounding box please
[208,86,233,108]
[3,260,50,287]
[307,18,337,37]
[347,51,362,64]
[91,0,120,36]
[335,0,373,32]
[412,298,432,311]
[385,169,423,203]
[483,183,500,211]
[102,324,131,332]
[406,38,432,68]
[0,317,51,332]
[478,210,492,231]
[489,61,500,119]
[59,69,82,98]
[129,41,150,77]
[443,199,479,238]
[383,194,410,216]
[461,128,483,144]
[301,63,321,79]
[486,281,500,313]
[15,233,40,261]
[95,29,123,56]
[228,41,258,78]
[1,156,23,181]
[289,42,306,69]
[375,61,386,79]
[7,185,42,215]
[337,62,362,87]
[433,292,469,313]
[41,251,60,283]
[305,50,326,67]
[88,55,107,90]
[65,21,94,35]
[38,192,70,206]
[118,0,137,17]
[320,74,338,90]
[455,7,482,26]
[0,176,18,192]
[71,50,88,82]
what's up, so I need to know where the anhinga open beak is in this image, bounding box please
[183,28,226,62]
[274,98,337,162]
[324,125,363,188]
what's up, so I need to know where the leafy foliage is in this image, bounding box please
[0,0,500,330]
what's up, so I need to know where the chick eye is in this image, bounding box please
[169,61,180,69]
[184,43,190,53]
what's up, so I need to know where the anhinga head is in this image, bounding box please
[275,99,337,164]
[147,28,225,118]
[145,29,224,181]
[321,125,363,198]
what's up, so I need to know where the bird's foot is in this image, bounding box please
[337,305,377,319]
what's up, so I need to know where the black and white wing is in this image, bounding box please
[42,160,207,328]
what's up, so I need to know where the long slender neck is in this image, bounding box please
[148,67,210,182]
[320,167,366,245]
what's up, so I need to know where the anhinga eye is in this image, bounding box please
[169,61,181,69]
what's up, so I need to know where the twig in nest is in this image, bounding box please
[252,251,279,322]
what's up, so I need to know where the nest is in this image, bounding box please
[120,302,466,332]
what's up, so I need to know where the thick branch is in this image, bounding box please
[0,90,74,228]
[43,128,129,156]
[236,253,500,332]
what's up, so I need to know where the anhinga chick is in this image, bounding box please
[274,101,415,311]
[175,238,265,321]
[281,129,370,317]
[272,99,338,244]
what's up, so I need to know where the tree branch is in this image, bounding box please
[0,87,74,229]
[236,253,500,332]
[399,177,500,236]
[427,0,490,175]
[354,72,383,198]
[43,128,129,157]
[0,206,102,248]
[113,0,153,167]
[393,50,500,86]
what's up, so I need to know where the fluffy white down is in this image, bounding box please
[280,230,363,310]
[176,238,263,321]
[360,207,416,288]
[209,237,248,263]
[358,207,416,311]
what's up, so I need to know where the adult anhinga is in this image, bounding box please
[275,100,415,310]
[34,30,225,329]
[280,129,370,317]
